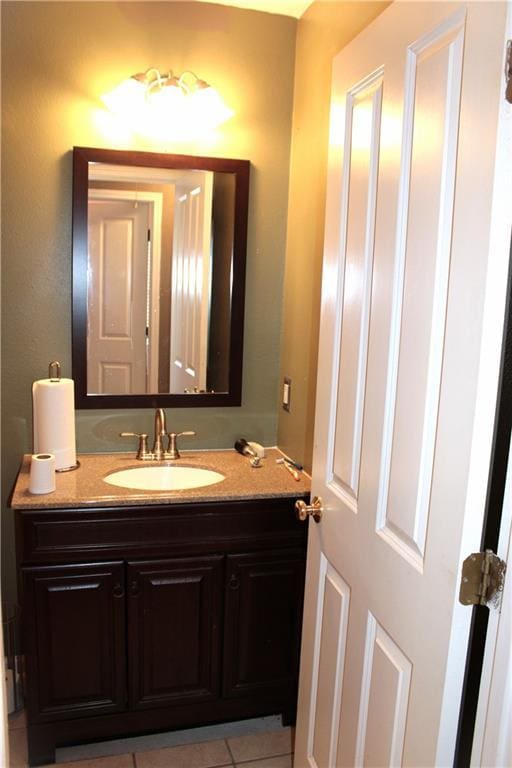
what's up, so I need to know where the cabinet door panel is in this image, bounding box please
[23,562,126,722]
[223,550,305,698]
[128,556,223,709]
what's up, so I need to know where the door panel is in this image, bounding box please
[88,199,149,394]
[355,614,412,767]
[23,562,126,722]
[377,19,464,567]
[128,556,222,709]
[332,72,382,506]
[295,3,509,767]
[170,172,213,393]
[309,553,350,768]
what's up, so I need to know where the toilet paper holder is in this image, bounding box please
[50,361,80,472]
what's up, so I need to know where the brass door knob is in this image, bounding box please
[295,496,323,523]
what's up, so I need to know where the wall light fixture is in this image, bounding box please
[101,69,234,135]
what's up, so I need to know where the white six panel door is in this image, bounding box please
[88,199,150,394]
[295,3,510,767]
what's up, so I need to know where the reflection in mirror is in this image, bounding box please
[87,164,234,395]
[72,148,250,408]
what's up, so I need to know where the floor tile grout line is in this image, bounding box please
[225,737,236,766]
[232,760,293,768]
[126,750,235,768]
[126,733,240,760]
[233,751,293,764]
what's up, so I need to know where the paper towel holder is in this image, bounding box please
[49,361,61,382]
[44,360,81,473]
[57,460,80,473]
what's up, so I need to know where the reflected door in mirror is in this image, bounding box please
[88,167,230,397]
[170,172,213,394]
[88,196,152,394]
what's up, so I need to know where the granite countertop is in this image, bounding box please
[10,448,311,510]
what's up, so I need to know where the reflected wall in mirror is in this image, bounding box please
[72,147,250,408]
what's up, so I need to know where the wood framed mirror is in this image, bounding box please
[72,146,250,408]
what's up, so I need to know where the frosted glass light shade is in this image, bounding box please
[101,77,147,117]
[101,70,234,138]
[189,85,234,128]
[147,82,186,122]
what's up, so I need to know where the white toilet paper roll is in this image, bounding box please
[32,378,77,470]
[29,453,56,494]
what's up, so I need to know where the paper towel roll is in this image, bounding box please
[32,378,77,470]
[29,453,56,494]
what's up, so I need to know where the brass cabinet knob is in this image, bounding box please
[295,496,323,524]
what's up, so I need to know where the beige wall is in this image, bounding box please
[1,1,296,599]
[277,0,389,472]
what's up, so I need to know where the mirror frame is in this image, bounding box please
[72,146,250,408]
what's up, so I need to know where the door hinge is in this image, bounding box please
[459,550,506,609]
[505,40,512,104]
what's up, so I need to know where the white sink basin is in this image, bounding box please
[103,465,225,491]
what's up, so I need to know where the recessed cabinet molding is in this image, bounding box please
[16,496,307,766]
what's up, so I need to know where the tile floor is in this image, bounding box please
[7,711,294,768]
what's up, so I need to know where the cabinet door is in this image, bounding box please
[223,549,305,699]
[128,555,223,709]
[23,562,126,722]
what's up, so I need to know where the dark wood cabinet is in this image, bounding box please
[23,562,127,723]
[127,556,223,710]
[223,550,305,701]
[16,496,307,766]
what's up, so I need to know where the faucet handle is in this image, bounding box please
[119,432,151,460]
[166,430,196,460]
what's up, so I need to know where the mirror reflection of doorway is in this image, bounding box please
[170,171,213,393]
[87,191,162,394]
[87,169,219,396]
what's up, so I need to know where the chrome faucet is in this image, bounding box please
[152,408,167,460]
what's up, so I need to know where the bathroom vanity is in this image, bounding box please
[12,450,310,766]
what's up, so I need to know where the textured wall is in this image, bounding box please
[277,1,389,472]
[1,1,296,599]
